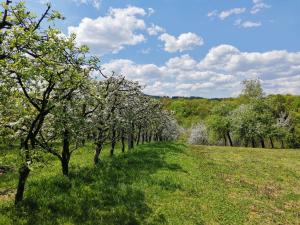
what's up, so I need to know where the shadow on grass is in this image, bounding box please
[1,142,185,225]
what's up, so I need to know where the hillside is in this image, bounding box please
[1,142,299,225]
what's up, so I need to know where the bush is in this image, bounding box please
[188,123,208,145]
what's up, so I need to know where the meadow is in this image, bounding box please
[1,142,299,225]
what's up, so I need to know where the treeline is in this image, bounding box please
[188,80,300,149]
[0,1,180,204]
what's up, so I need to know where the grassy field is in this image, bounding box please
[0,142,300,225]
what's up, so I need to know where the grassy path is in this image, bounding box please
[0,142,300,224]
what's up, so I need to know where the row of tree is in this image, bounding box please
[0,1,180,204]
[189,79,300,149]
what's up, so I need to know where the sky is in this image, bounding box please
[26,0,300,98]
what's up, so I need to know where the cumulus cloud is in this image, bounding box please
[68,6,147,55]
[147,24,165,36]
[101,45,300,97]
[208,8,246,20]
[159,32,204,53]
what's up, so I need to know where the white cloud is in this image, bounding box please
[219,8,246,20]
[72,0,102,9]
[235,19,262,28]
[101,45,300,97]
[208,8,246,20]
[207,10,218,17]
[148,8,155,16]
[251,0,271,14]
[147,24,165,36]
[68,6,147,55]
[159,32,204,53]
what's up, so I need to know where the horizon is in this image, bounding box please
[27,0,300,98]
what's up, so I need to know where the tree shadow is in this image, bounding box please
[2,142,185,225]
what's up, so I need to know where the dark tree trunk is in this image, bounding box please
[136,126,141,145]
[15,129,34,204]
[128,122,134,150]
[281,140,284,149]
[15,164,30,204]
[61,129,71,176]
[251,138,255,148]
[61,157,69,176]
[260,138,265,148]
[227,132,233,146]
[110,125,116,156]
[131,122,134,149]
[128,134,132,150]
[94,142,103,165]
[94,129,104,164]
[20,138,25,149]
[121,135,125,153]
[142,133,145,144]
[269,137,274,149]
[30,138,36,149]
[223,134,227,146]
[147,132,151,143]
[159,133,163,142]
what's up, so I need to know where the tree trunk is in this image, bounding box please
[223,134,227,146]
[227,132,233,147]
[260,138,265,148]
[251,138,255,148]
[281,140,284,149]
[142,133,145,144]
[110,125,116,156]
[61,157,69,176]
[61,129,71,176]
[94,142,103,165]
[128,133,132,150]
[128,122,134,150]
[136,126,141,145]
[15,164,30,204]
[269,137,274,149]
[131,122,134,149]
[15,140,31,204]
[121,135,125,153]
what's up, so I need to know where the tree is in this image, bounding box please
[241,79,264,100]
[0,1,93,203]
[206,103,235,146]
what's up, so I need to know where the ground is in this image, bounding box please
[0,142,300,225]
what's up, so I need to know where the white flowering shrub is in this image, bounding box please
[188,123,208,145]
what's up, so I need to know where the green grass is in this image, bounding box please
[0,142,300,225]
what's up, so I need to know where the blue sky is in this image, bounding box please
[27,0,300,97]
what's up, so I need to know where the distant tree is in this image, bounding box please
[241,79,264,100]
[206,103,236,146]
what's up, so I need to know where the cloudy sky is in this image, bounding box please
[28,0,300,97]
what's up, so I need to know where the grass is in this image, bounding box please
[0,142,300,225]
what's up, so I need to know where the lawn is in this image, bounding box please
[0,142,299,225]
